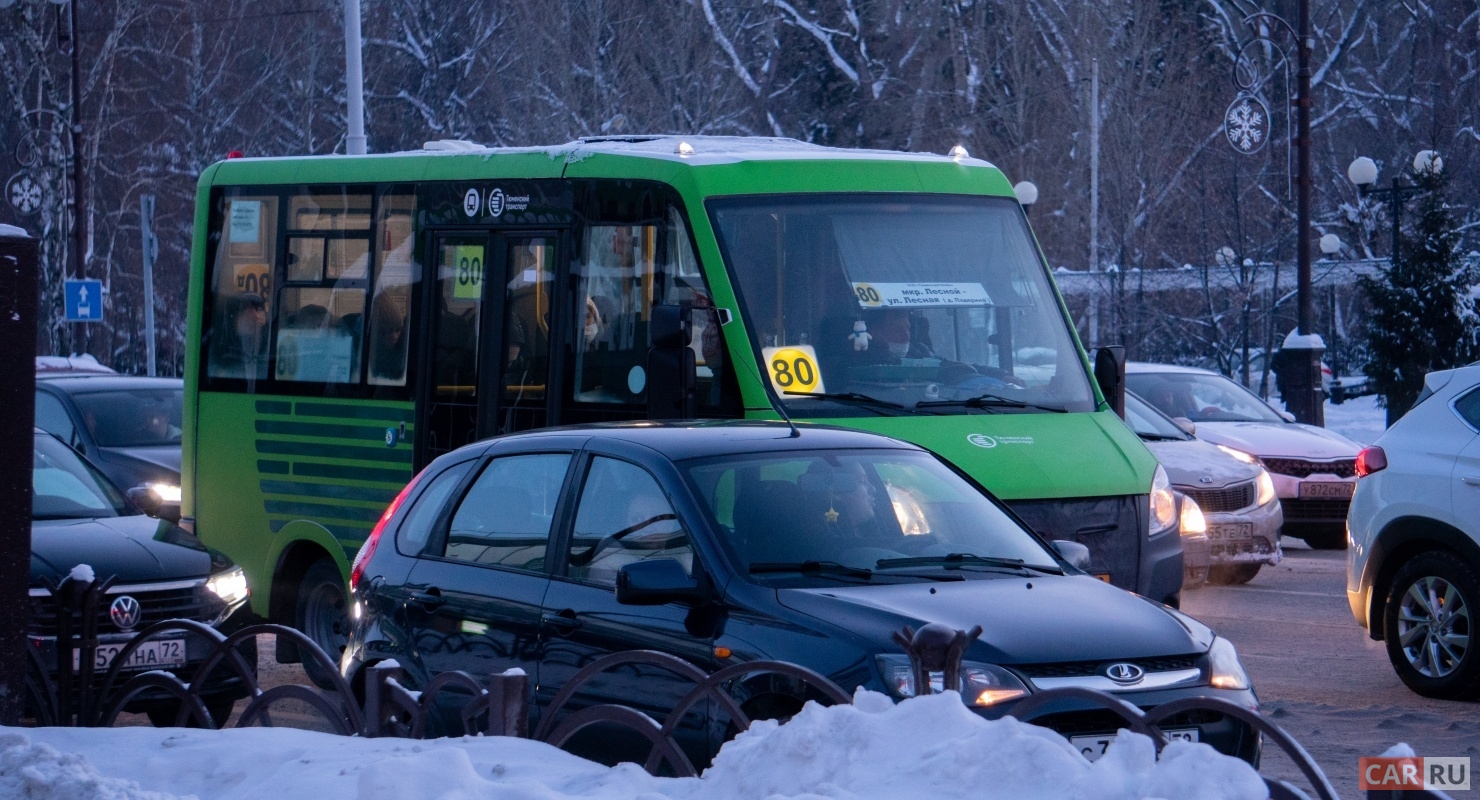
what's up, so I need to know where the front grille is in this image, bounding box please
[1030,707,1226,736]
[1280,498,1352,522]
[1262,458,1357,479]
[1181,481,1257,513]
[29,583,212,638]
[1015,654,1201,680]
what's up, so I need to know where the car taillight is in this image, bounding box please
[1355,446,1387,477]
[351,476,418,591]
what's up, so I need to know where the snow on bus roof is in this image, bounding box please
[409,135,1000,168]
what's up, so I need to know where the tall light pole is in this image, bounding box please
[1347,153,1432,266]
[343,0,367,155]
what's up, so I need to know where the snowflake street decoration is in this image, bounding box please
[7,172,43,215]
[1224,96,1270,155]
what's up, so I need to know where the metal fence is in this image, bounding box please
[25,575,1444,800]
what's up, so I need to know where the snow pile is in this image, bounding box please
[0,733,176,800]
[17,690,1279,800]
[1324,395,1387,445]
[69,564,97,584]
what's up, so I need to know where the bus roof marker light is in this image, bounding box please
[948,145,969,159]
[676,141,696,157]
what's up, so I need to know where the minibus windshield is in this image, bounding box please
[709,194,1095,416]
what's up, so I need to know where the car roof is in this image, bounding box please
[1126,361,1221,377]
[36,375,184,392]
[469,420,923,462]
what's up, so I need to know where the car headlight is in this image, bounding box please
[206,566,249,607]
[148,483,182,503]
[1207,637,1250,690]
[1179,495,1207,536]
[1216,444,1259,465]
[876,654,1029,706]
[1149,465,1177,536]
[1255,468,1276,507]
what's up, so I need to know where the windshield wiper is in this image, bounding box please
[750,560,875,580]
[914,393,1067,414]
[1137,433,1186,442]
[874,553,1063,575]
[783,391,926,416]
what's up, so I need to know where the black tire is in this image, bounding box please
[1208,564,1262,585]
[146,697,236,728]
[294,558,350,689]
[1299,529,1348,550]
[1382,551,1480,700]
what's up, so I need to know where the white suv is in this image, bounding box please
[1347,365,1480,699]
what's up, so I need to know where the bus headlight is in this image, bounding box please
[1255,468,1277,507]
[876,655,1029,706]
[1208,637,1250,690]
[207,566,249,607]
[1149,465,1177,536]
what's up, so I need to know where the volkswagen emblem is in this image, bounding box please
[109,595,142,631]
[1104,662,1145,685]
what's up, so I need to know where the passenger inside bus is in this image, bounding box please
[209,292,270,381]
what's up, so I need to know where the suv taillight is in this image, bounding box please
[351,476,419,591]
[1355,446,1387,477]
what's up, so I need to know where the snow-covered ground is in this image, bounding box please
[5,690,1282,800]
[1322,395,1387,445]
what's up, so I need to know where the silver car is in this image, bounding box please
[1125,391,1283,585]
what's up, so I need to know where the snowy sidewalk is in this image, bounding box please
[6,690,1281,800]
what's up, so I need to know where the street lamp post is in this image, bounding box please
[1347,154,1429,267]
[1013,181,1039,209]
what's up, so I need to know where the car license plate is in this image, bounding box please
[72,638,186,671]
[1071,728,1198,762]
[1299,481,1355,500]
[1209,522,1253,541]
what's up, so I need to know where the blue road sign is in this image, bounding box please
[64,279,103,322]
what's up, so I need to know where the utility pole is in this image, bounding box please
[343,0,367,155]
[0,226,40,725]
[141,194,158,376]
[1291,0,1323,427]
[67,0,88,351]
[1088,58,1101,347]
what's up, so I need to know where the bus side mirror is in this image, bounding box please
[1093,346,1126,419]
[647,305,697,420]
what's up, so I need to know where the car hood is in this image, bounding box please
[1192,421,1361,460]
[776,574,1211,664]
[30,515,219,586]
[96,446,181,482]
[1142,437,1261,489]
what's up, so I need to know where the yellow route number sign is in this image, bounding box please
[763,345,825,396]
[452,244,485,300]
[232,263,272,298]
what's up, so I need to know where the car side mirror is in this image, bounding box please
[616,559,707,606]
[1052,540,1092,572]
[1275,408,1296,423]
[1171,417,1196,436]
[127,484,181,523]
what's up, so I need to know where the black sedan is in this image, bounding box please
[30,429,254,726]
[344,422,1260,766]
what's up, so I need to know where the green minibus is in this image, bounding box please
[182,136,1174,679]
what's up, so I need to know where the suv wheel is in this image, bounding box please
[295,558,350,689]
[1300,529,1348,550]
[1208,563,1261,585]
[1382,551,1480,699]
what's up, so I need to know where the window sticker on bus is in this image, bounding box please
[762,345,825,396]
[851,282,991,308]
[452,245,485,300]
[233,264,271,297]
[229,200,261,243]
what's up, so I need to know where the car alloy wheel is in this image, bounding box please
[1383,551,1480,700]
[1397,575,1470,678]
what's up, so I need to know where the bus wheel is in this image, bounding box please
[295,558,349,689]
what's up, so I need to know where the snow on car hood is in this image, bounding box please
[1192,420,1361,460]
[1142,436,1261,490]
[778,574,1210,665]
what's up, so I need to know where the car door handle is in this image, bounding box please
[1463,476,1480,487]
[541,609,582,632]
[408,589,446,610]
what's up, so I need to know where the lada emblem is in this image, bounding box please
[110,595,142,631]
[1104,662,1145,685]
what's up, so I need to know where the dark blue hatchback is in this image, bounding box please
[343,421,1259,766]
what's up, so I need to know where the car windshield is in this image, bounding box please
[1124,392,1192,440]
[709,194,1095,416]
[70,388,183,447]
[1127,371,1285,424]
[34,433,128,520]
[683,448,1059,577]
